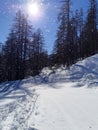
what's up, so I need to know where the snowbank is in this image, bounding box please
[41,54,98,87]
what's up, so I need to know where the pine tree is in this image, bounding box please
[3,10,32,81]
[3,29,17,80]
[29,29,47,76]
[78,9,84,59]
[54,0,71,67]
[13,10,32,79]
[83,0,98,57]
[0,48,6,82]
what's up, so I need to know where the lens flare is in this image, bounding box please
[27,2,39,17]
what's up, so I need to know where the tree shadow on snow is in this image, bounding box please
[0,80,33,100]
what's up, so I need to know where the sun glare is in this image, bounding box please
[27,2,41,18]
[28,3,39,16]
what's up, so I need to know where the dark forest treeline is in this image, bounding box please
[50,0,98,67]
[0,0,98,82]
[0,11,48,82]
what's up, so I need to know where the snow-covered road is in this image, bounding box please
[0,81,98,130]
[32,83,98,130]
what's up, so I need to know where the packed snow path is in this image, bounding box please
[0,81,98,130]
[32,83,98,130]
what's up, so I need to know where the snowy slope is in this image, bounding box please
[0,54,98,130]
[41,54,98,87]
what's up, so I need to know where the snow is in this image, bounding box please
[0,54,98,130]
[33,84,98,130]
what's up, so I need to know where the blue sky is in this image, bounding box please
[0,0,89,53]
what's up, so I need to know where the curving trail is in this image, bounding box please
[0,81,98,130]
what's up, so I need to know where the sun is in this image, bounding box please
[25,1,45,21]
[27,2,40,17]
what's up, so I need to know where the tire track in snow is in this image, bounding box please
[10,93,38,130]
[26,94,39,120]
[0,86,38,130]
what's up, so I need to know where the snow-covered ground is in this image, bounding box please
[0,54,98,130]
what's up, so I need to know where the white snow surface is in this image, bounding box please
[0,54,98,130]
